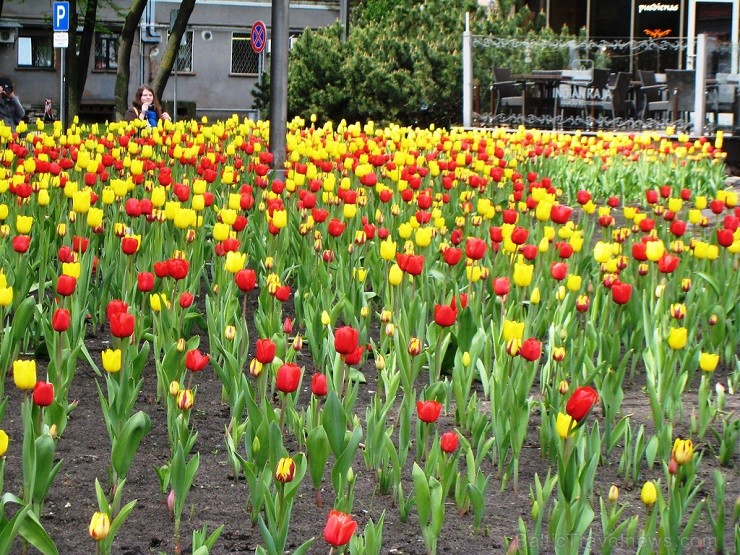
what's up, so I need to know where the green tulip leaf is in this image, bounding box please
[412,463,431,526]
[112,411,152,479]
[322,391,346,457]
[306,426,330,489]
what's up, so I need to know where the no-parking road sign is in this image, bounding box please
[251,20,266,54]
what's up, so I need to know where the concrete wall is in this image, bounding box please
[0,0,340,120]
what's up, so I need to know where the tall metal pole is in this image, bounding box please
[270,0,289,178]
[60,47,66,131]
[462,13,472,128]
[629,0,636,74]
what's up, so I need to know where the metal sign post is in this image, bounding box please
[251,21,266,122]
[53,2,69,130]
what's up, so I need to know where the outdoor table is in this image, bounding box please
[513,73,572,127]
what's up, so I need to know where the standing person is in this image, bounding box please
[0,77,25,131]
[124,85,171,126]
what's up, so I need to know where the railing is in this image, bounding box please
[462,27,740,135]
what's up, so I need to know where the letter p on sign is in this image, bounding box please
[53,2,70,32]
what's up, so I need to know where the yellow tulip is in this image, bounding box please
[102,349,122,373]
[15,215,34,234]
[0,430,8,457]
[388,263,403,286]
[556,412,575,439]
[593,241,612,264]
[566,274,581,292]
[12,359,36,390]
[89,512,110,541]
[379,239,397,261]
[0,286,12,307]
[224,251,247,273]
[513,262,533,287]
[641,481,657,507]
[530,286,541,305]
[502,319,524,342]
[645,240,665,262]
[86,207,104,228]
[671,438,693,465]
[414,227,432,248]
[667,327,688,350]
[72,190,91,214]
[699,352,719,372]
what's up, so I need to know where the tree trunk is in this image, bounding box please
[114,0,148,121]
[76,0,99,100]
[151,0,196,101]
[65,0,80,121]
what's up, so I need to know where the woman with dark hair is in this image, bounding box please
[124,85,170,126]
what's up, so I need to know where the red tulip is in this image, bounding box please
[657,254,679,273]
[492,277,510,296]
[396,253,424,275]
[179,292,194,308]
[167,258,189,280]
[519,338,542,361]
[275,363,302,393]
[611,281,632,305]
[645,189,659,204]
[334,326,359,355]
[121,236,139,255]
[443,247,462,266]
[311,373,328,396]
[550,262,568,281]
[343,346,365,366]
[106,300,129,322]
[669,220,686,237]
[255,338,276,364]
[510,227,529,245]
[283,318,293,334]
[56,275,77,297]
[52,308,71,332]
[433,303,457,327]
[109,311,135,338]
[185,349,209,372]
[153,261,170,278]
[235,268,257,292]
[58,245,75,263]
[416,400,442,423]
[465,237,487,260]
[274,284,290,302]
[72,235,89,253]
[576,190,591,205]
[566,386,599,422]
[32,381,54,407]
[717,229,734,247]
[631,242,647,261]
[520,244,538,260]
[550,204,572,224]
[137,272,155,292]
[327,218,346,237]
[12,235,31,253]
[440,431,459,453]
[323,510,357,547]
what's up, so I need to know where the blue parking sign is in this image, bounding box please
[53,2,70,32]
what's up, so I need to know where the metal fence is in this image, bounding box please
[462,27,740,135]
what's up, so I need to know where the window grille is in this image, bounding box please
[168,30,194,73]
[231,32,259,75]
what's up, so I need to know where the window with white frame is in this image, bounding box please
[231,33,260,75]
[17,35,53,68]
[94,34,119,70]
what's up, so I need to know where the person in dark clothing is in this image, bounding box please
[123,85,170,126]
[0,77,25,131]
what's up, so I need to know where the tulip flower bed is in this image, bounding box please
[0,117,738,554]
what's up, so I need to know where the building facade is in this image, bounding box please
[0,0,340,121]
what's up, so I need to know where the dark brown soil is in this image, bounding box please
[2,319,738,555]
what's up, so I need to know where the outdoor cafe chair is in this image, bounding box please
[492,67,525,117]
[638,70,670,120]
